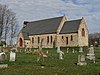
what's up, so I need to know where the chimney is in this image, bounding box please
[24,21,29,25]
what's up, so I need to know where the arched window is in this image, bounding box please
[66,37,68,44]
[82,28,85,37]
[47,36,49,44]
[62,36,64,39]
[32,37,34,43]
[71,35,73,41]
[19,38,23,47]
[38,37,40,43]
[51,36,52,43]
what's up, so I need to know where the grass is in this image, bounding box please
[0,47,100,75]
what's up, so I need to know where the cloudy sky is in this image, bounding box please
[0,0,100,33]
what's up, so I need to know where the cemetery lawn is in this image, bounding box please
[0,47,100,75]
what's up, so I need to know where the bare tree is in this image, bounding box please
[0,4,18,47]
[9,13,18,46]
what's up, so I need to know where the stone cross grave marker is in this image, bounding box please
[25,47,32,54]
[20,49,23,53]
[86,45,95,60]
[9,48,16,61]
[72,49,75,53]
[66,48,69,53]
[58,51,64,60]
[79,47,83,53]
[46,50,48,54]
[57,46,61,53]
[77,54,87,66]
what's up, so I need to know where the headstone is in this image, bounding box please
[58,51,64,60]
[0,52,7,62]
[77,54,87,66]
[37,57,40,62]
[25,47,32,54]
[79,47,83,53]
[11,47,17,52]
[41,64,45,68]
[38,43,42,51]
[86,45,95,60]
[0,64,8,68]
[29,48,32,52]
[72,49,75,53]
[46,50,48,54]
[9,48,16,61]
[20,49,23,53]
[66,48,69,53]
[57,46,61,53]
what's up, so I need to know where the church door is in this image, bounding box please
[19,38,23,47]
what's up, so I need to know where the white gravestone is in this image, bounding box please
[29,48,32,53]
[25,48,31,53]
[79,47,83,53]
[58,51,64,60]
[77,55,87,66]
[20,49,23,53]
[46,50,48,54]
[72,49,75,53]
[10,48,16,61]
[57,46,61,53]
[67,48,69,53]
[86,45,95,60]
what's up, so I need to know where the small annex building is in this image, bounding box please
[17,16,88,48]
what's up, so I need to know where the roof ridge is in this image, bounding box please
[66,19,82,22]
[24,16,64,24]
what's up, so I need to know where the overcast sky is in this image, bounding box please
[0,0,100,33]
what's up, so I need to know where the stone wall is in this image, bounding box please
[17,32,24,48]
[29,34,56,48]
[56,33,78,47]
[78,18,88,46]
[57,15,67,34]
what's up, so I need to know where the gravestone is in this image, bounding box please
[0,52,7,62]
[38,43,42,51]
[57,46,61,53]
[12,47,18,52]
[77,54,87,66]
[29,48,32,53]
[86,45,95,60]
[9,48,16,61]
[46,50,48,54]
[20,49,23,53]
[66,48,69,53]
[79,47,83,53]
[0,64,8,68]
[0,52,8,68]
[58,51,64,60]
[72,49,75,53]
[25,47,32,54]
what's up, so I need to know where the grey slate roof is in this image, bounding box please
[22,32,29,40]
[21,16,63,39]
[60,19,82,34]
[21,16,82,40]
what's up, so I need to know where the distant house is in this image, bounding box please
[17,16,88,48]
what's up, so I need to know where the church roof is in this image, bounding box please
[21,16,82,40]
[60,19,82,34]
[21,16,63,39]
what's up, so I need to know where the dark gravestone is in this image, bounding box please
[0,52,7,63]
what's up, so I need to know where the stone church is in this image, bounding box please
[17,16,88,48]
